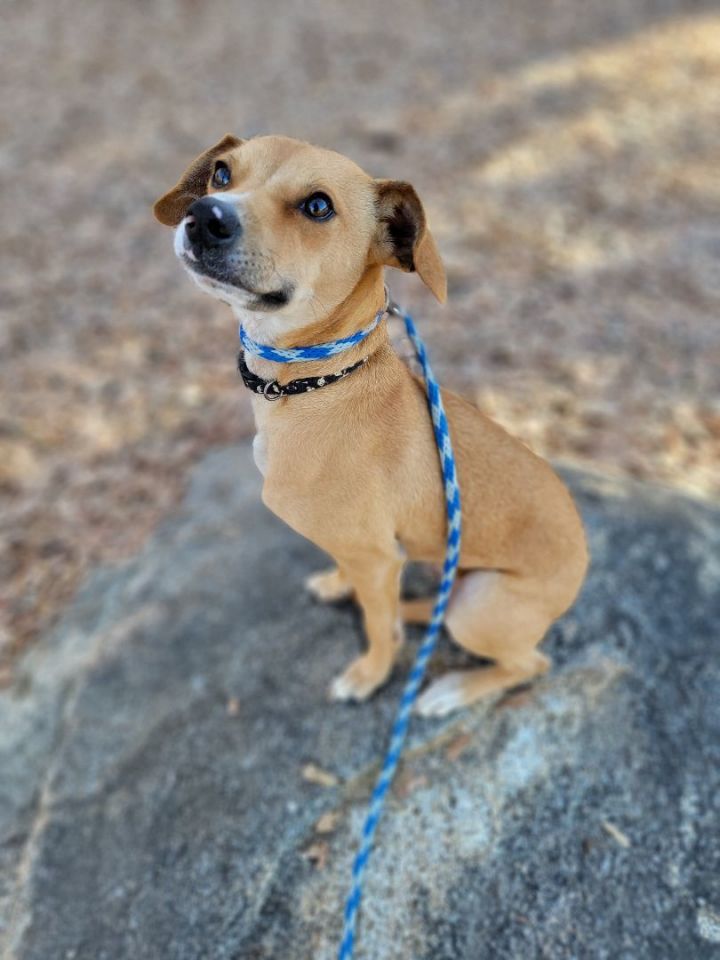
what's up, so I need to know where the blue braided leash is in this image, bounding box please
[337,299,462,959]
[239,295,462,959]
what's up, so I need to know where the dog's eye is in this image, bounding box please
[299,192,335,221]
[212,162,231,189]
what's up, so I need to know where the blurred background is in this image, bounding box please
[1,0,718,679]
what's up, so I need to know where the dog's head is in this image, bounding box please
[153,134,446,331]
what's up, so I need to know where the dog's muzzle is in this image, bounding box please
[185,197,241,251]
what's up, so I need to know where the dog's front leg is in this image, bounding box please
[329,544,404,702]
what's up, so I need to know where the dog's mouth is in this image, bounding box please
[182,256,293,310]
[175,227,293,311]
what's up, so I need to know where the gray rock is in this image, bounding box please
[1,445,719,960]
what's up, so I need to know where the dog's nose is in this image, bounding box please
[185,197,241,249]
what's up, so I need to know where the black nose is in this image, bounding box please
[185,197,241,249]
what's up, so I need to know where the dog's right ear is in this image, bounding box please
[153,134,244,226]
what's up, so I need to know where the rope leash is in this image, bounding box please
[337,300,462,959]
[239,295,462,958]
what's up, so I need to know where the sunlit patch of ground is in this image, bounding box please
[413,13,720,497]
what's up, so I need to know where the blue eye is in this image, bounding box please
[212,162,231,188]
[300,192,335,221]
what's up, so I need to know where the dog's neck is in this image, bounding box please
[236,266,389,386]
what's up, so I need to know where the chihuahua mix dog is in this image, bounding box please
[154,134,588,717]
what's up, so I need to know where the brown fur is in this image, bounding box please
[155,135,589,716]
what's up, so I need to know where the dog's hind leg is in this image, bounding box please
[415,569,559,717]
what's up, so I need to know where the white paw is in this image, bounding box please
[415,673,467,718]
[305,569,353,603]
[329,656,389,703]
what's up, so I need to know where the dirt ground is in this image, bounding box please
[1,0,719,677]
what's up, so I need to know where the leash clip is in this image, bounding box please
[262,379,283,401]
[383,284,404,320]
[386,299,405,319]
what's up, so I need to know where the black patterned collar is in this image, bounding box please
[237,350,369,401]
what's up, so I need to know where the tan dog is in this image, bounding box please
[154,134,589,717]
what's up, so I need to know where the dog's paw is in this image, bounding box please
[415,673,467,718]
[329,656,390,703]
[305,568,353,603]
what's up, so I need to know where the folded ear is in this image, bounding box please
[153,134,244,226]
[373,180,447,303]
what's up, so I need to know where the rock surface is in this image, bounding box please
[1,444,719,960]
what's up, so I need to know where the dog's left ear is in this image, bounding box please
[153,134,244,226]
[373,180,447,303]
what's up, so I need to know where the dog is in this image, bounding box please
[154,134,589,717]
